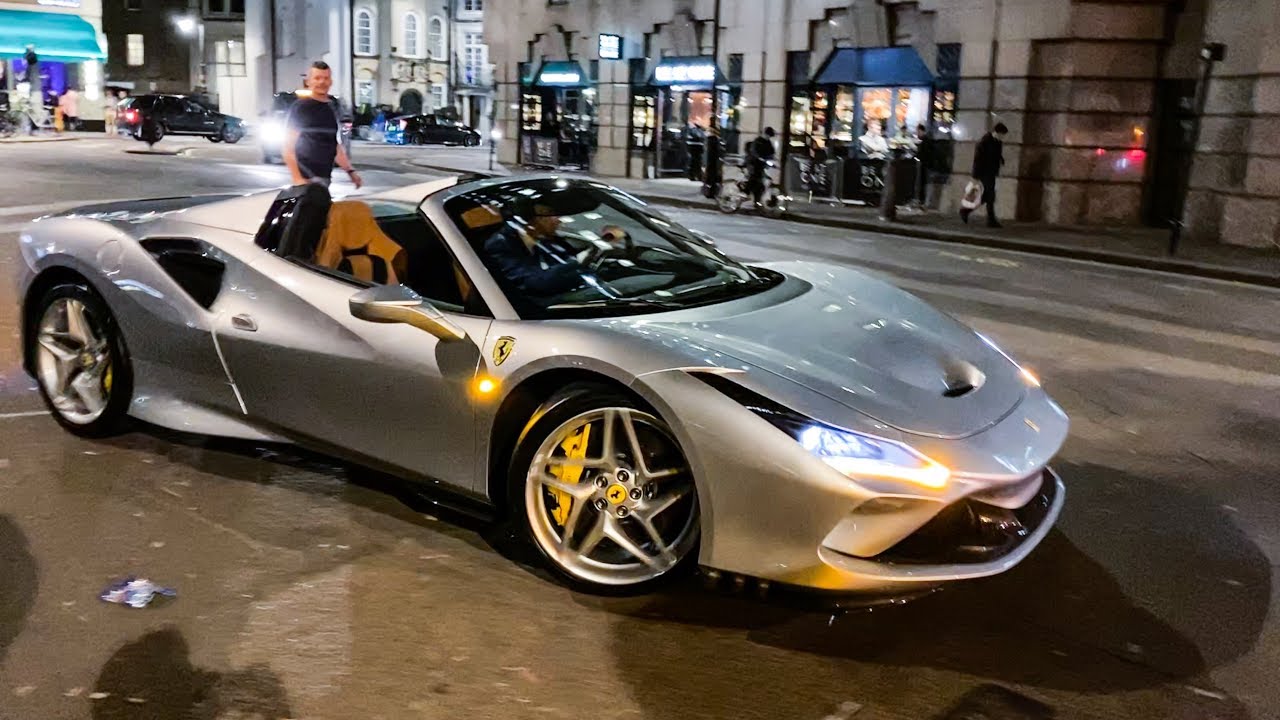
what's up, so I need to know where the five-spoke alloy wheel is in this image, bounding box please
[30,283,132,436]
[512,386,699,592]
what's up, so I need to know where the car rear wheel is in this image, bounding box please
[510,385,700,593]
[29,283,133,437]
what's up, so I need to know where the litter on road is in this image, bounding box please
[99,577,177,608]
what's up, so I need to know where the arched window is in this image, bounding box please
[428,16,444,60]
[355,7,375,55]
[403,12,420,57]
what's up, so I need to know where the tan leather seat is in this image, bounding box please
[315,201,408,285]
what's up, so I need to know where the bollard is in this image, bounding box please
[879,149,902,222]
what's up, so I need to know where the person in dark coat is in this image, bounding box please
[484,204,584,298]
[913,123,935,206]
[962,122,1007,228]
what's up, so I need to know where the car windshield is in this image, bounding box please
[443,179,781,319]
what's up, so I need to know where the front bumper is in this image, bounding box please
[815,468,1064,586]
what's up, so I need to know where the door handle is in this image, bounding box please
[231,314,258,332]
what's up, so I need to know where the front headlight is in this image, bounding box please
[797,424,950,488]
[690,372,950,489]
[260,120,285,143]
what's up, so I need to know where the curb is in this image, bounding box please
[406,160,1280,289]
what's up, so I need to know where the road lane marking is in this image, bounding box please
[0,410,47,420]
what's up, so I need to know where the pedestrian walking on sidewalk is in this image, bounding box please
[283,60,362,189]
[103,91,119,136]
[58,88,79,132]
[961,122,1007,228]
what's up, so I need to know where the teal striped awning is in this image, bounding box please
[0,9,106,63]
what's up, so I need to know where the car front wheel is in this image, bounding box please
[509,385,700,593]
[222,124,242,144]
[29,282,133,436]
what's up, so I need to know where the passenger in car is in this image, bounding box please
[315,201,408,285]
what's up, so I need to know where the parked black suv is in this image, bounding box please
[121,94,246,145]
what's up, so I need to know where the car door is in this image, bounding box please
[209,192,492,491]
[184,100,218,134]
[419,115,444,144]
[157,97,186,130]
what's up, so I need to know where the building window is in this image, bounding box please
[125,0,142,11]
[403,12,421,57]
[430,84,446,111]
[213,40,246,78]
[464,0,482,10]
[728,54,743,83]
[355,8,375,55]
[428,16,444,60]
[126,34,144,66]
[463,32,485,85]
[357,79,375,105]
[204,0,244,17]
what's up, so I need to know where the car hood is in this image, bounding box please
[634,261,1027,439]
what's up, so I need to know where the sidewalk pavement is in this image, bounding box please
[334,146,1269,288]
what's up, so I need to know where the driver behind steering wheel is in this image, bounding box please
[482,196,627,298]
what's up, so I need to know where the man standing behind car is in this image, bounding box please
[283,61,362,188]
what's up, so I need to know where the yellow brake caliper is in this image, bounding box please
[102,360,113,395]
[550,423,592,526]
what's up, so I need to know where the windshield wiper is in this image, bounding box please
[546,296,679,312]
[670,275,777,304]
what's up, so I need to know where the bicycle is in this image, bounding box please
[716,160,788,218]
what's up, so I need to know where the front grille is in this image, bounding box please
[871,471,1056,566]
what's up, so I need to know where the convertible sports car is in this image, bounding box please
[15,175,1068,595]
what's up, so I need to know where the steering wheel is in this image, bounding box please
[583,227,635,270]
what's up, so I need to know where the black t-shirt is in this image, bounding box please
[285,98,339,180]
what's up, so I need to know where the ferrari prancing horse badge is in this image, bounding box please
[493,336,516,366]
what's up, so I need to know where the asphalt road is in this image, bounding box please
[0,136,1277,720]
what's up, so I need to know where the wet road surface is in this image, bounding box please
[0,137,1276,719]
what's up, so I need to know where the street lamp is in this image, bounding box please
[488,127,501,171]
[173,15,205,91]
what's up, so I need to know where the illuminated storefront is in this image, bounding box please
[518,59,596,170]
[0,1,106,121]
[636,56,738,178]
[787,45,950,204]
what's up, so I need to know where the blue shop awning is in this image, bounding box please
[0,9,106,63]
[813,46,933,87]
[534,61,588,87]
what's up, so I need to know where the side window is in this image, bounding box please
[184,100,205,114]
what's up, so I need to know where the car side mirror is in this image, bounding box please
[349,284,466,342]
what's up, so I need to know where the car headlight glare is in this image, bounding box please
[799,424,950,489]
[260,120,285,143]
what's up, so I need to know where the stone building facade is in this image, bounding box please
[485,0,1280,248]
